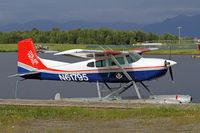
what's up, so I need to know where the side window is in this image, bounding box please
[87,62,94,67]
[108,57,125,66]
[116,57,125,65]
[96,60,106,67]
[126,55,134,63]
[108,58,116,66]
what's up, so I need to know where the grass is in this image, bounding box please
[47,44,87,51]
[0,105,200,125]
[146,49,200,55]
[0,44,17,52]
[1,43,200,55]
[1,105,200,132]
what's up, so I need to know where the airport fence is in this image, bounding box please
[87,40,200,50]
[87,44,199,50]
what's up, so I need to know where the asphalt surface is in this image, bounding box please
[0,99,198,109]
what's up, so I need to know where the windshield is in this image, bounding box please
[127,52,142,63]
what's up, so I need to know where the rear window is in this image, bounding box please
[87,62,94,67]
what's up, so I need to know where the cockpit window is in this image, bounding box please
[108,57,125,66]
[96,60,106,67]
[126,52,142,63]
[87,62,94,67]
[126,55,134,63]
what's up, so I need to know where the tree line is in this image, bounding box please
[0,28,191,45]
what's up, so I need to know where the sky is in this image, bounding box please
[0,0,200,25]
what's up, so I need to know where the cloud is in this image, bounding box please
[0,0,200,25]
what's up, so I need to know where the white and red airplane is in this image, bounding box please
[13,39,176,100]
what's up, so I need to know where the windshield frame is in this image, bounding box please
[127,52,142,63]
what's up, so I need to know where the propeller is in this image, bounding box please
[164,60,174,81]
[169,66,174,81]
[164,45,175,81]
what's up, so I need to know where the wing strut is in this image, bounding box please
[110,55,142,99]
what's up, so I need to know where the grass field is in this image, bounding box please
[146,49,200,55]
[0,44,18,52]
[1,43,200,55]
[0,43,87,52]
[0,105,200,133]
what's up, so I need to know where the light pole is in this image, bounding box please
[177,26,182,45]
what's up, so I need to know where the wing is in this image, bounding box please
[128,48,158,54]
[54,49,128,58]
[54,48,158,58]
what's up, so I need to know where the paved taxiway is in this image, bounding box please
[0,99,197,109]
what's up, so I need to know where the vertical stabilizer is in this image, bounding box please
[18,39,46,73]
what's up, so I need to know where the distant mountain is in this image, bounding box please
[0,20,141,32]
[142,14,200,37]
[1,14,200,37]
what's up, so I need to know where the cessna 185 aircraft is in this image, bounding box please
[13,39,177,100]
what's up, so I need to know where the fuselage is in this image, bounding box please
[18,53,176,83]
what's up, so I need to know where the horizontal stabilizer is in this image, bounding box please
[8,72,40,78]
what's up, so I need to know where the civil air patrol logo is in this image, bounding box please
[116,73,123,79]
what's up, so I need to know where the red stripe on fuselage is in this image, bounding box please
[19,61,165,73]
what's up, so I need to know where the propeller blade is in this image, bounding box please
[169,66,174,81]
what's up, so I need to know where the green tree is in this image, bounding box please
[57,31,68,44]
[97,28,111,44]
[50,28,59,43]
[77,37,84,44]
[160,33,174,40]
[130,37,136,44]
[146,32,159,42]
[105,35,113,45]
[135,31,146,42]
[67,29,81,44]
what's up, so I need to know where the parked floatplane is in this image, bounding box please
[11,39,192,103]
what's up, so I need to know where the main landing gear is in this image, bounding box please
[96,81,153,101]
[96,55,154,101]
